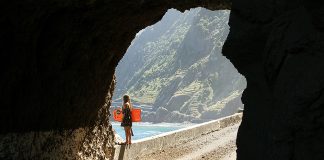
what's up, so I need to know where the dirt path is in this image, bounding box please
[137,123,239,160]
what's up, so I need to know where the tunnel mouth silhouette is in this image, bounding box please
[2,1,323,160]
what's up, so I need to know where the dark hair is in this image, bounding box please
[123,95,132,109]
[123,95,130,103]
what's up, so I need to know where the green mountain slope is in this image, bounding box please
[113,8,246,122]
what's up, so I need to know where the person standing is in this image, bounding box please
[121,95,133,145]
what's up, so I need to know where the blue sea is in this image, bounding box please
[112,122,193,140]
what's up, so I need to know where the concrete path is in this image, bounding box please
[137,123,239,160]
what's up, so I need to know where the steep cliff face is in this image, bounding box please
[114,9,246,123]
[1,0,324,160]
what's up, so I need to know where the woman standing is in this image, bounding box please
[121,95,133,145]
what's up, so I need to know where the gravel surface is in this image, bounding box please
[137,123,240,160]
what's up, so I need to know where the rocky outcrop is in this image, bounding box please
[1,0,324,160]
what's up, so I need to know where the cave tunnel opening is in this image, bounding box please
[1,1,324,160]
[110,8,246,145]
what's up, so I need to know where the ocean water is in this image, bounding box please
[112,122,192,140]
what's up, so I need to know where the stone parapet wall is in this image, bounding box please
[113,113,242,160]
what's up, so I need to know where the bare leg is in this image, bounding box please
[127,127,131,144]
[124,127,128,144]
[128,127,132,144]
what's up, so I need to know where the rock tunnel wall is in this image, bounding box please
[223,1,324,159]
[0,0,230,133]
[0,0,230,159]
[0,0,324,159]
